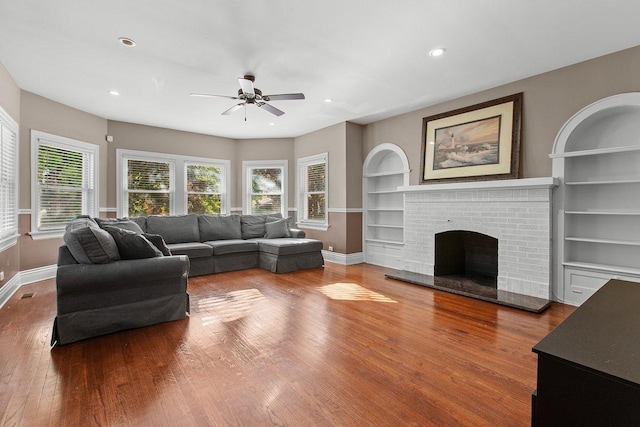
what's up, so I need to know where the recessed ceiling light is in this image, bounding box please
[109,90,120,96]
[324,98,333,103]
[429,48,446,57]
[118,37,136,47]
[269,122,275,126]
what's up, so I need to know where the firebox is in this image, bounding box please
[434,231,498,288]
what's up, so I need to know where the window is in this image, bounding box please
[31,131,98,236]
[0,107,18,250]
[124,157,173,216]
[297,152,328,230]
[118,150,229,217]
[243,160,287,217]
[186,163,223,215]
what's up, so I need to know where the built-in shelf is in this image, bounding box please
[565,179,640,186]
[365,238,404,245]
[565,237,640,246]
[552,93,640,305]
[550,144,640,159]
[367,189,401,194]
[565,210,640,216]
[363,143,409,269]
[364,170,410,178]
[563,261,640,277]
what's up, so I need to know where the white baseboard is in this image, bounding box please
[0,273,22,309]
[21,264,57,285]
[0,264,57,310]
[322,250,364,265]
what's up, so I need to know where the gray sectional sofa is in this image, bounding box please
[125,213,324,276]
[51,213,323,345]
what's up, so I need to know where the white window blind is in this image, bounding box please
[297,153,328,229]
[0,109,18,244]
[124,158,172,216]
[117,149,229,217]
[186,163,223,215]
[32,132,98,232]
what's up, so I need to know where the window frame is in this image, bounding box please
[0,106,18,251]
[30,130,99,239]
[117,149,230,217]
[297,152,328,231]
[242,160,288,217]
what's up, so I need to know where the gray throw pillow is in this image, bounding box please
[95,217,144,234]
[240,215,267,239]
[198,214,242,241]
[264,218,291,239]
[65,215,99,232]
[143,233,172,256]
[63,226,121,264]
[104,226,163,259]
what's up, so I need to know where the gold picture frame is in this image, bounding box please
[420,93,522,183]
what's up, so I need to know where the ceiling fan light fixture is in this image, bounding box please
[429,47,446,57]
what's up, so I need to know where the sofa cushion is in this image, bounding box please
[198,214,242,241]
[264,218,291,239]
[147,214,199,244]
[256,238,323,256]
[143,233,172,256]
[205,239,259,256]
[166,242,213,259]
[130,216,147,232]
[63,225,121,264]
[104,226,164,259]
[240,215,267,239]
[95,217,144,234]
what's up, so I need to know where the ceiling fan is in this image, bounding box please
[190,73,305,117]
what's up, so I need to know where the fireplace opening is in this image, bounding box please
[434,231,498,288]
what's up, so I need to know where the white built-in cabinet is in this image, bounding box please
[363,143,410,269]
[552,93,640,305]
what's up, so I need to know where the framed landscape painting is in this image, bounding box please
[420,93,522,183]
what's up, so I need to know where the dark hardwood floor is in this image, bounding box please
[0,263,574,426]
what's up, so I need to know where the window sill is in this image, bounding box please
[296,222,329,231]
[28,230,65,240]
[0,233,19,252]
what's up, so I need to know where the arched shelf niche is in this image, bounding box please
[362,143,410,269]
[551,92,640,305]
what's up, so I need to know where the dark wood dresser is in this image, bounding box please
[531,279,640,426]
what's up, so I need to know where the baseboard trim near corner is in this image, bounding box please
[322,251,364,265]
[0,264,57,310]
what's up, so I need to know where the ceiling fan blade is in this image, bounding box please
[238,78,255,97]
[190,93,239,100]
[263,93,305,101]
[221,103,245,115]
[257,102,285,116]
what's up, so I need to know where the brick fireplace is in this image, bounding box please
[400,178,557,299]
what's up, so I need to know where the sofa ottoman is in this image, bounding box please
[255,238,324,273]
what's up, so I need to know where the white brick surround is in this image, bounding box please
[400,178,558,299]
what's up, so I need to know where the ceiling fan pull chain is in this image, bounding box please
[244,105,247,122]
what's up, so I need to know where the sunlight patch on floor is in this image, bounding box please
[197,289,266,324]
[318,283,397,303]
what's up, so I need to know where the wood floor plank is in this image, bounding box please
[0,263,574,426]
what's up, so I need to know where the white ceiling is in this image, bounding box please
[1,1,639,140]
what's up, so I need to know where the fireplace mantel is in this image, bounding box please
[399,177,558,193]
